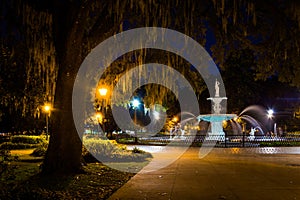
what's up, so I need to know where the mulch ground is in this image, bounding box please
[1,157,135,199]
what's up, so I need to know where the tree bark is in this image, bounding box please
[42,34,85,173]
[42,66,83,174]
[42,2,85,174]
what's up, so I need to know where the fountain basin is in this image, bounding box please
[197,114,237,122]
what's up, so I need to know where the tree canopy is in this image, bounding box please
[1,0,299,117]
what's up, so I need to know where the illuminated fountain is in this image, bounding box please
[197,79,236,141]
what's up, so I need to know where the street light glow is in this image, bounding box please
[95,113,103,122]
[99,88,108,96]
[96,113,102,119]
[268,109,274,115]
[132,99,140,108]
[267,109,274,119]
[43,104,51,112]
[172,116,178,122]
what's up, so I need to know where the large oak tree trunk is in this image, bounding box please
[42,47,84,174]
[42,3,85,174]
[42,78,83,173]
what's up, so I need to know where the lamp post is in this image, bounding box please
[242,122,246,147]
[98,87,108,135]
[95,112,103,135]
[267,109,274,136]
[131,99,140,143]
[132,99,140,125]
[43,104,51,140]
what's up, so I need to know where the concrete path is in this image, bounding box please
[108,147,300,200]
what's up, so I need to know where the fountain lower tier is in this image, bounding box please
[197,114,237,122]
[197,114,237,141]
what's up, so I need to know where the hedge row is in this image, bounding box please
[0,135,47,150]
[0,142,40,150]
[10,135,46,144]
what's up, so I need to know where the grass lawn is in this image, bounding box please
[11,149,35,155]
[0,149,146,199]
[10,149,44,162]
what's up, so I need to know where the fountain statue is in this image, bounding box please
[197,79,236,141]
[248,127,255,141]
[215,79,220,97]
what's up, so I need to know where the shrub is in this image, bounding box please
[0,135,47,150]
[83,138,152,162]
[83,139,124,159]
[0,142,39,150]
[11,135,46,144]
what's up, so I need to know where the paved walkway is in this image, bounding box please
[108,147,300,200]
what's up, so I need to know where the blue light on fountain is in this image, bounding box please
[197,79,236,141]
